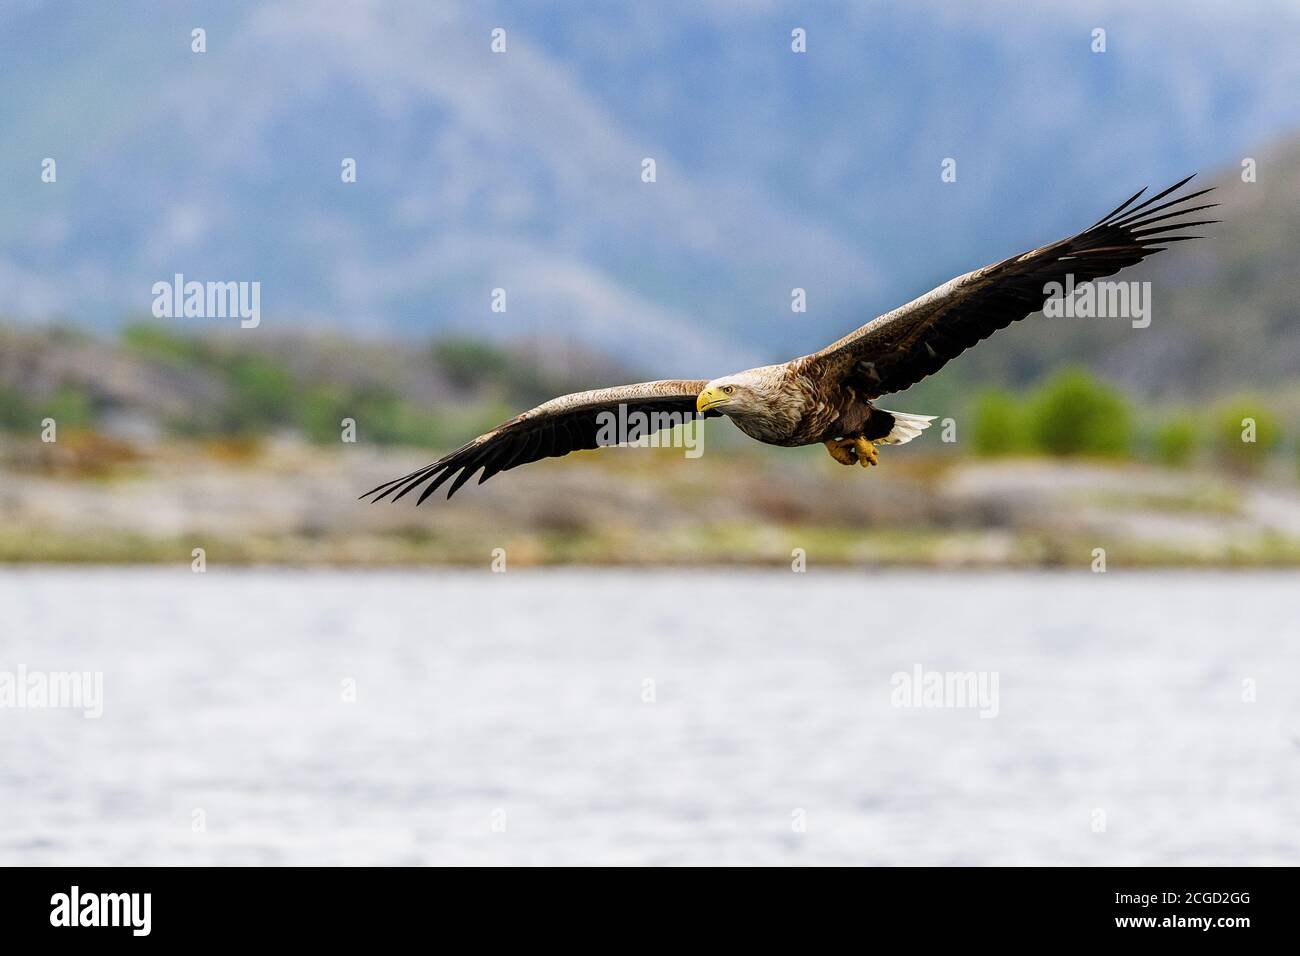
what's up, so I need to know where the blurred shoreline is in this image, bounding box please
[5,318,1300,569]
[6,435,1300,568]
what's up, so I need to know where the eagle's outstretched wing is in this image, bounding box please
[802,176,1218,398]
[361,380,710,503]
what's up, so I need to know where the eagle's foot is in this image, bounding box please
[855,436,879,468]
[824,438,860,466]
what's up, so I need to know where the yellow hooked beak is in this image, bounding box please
[697,387,728,413]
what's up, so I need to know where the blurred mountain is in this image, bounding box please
[1109,139,1300,398]
[2,0,1299,381]
[0,321,634,447]
[895,140,1300,408]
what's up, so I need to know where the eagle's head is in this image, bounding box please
[696,367,783,417]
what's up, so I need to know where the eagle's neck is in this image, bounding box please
[725,365,808,444]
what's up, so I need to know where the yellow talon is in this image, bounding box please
[855,436,878,467]
[824,438,859,466]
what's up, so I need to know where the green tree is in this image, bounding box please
[1024,367,1133,457]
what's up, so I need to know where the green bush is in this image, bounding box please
[374,402,447,448]
[220,356,298,433]
[432,338,511,391]
[1211,399,1282,473]
[969,389,1026,456]
[43,386,95,430]
[0,386,95,432]
[298,386,355,444]
[1152,417,1198,468]
[299,386,446,448]
[121,322,209,365]
[0,386,34,431]
[1024,368,1133,457]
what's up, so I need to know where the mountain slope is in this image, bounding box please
[2,0,1300,385]
[890,141,1300,405]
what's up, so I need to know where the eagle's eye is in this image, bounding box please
[723,386,735,394]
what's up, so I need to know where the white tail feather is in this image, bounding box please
[876,409,936,445]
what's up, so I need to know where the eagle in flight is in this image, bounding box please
[363,177,1215,503]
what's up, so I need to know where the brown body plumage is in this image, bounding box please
[363,176,1215,503]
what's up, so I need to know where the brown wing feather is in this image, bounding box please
[801,176,1217,398]
[360,380,712,503]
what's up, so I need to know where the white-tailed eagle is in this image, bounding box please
[363,177,1215,503]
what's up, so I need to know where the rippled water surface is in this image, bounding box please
[1,568,1297,865]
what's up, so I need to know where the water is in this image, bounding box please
[1,568,1297,866]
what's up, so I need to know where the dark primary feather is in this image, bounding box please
[805,176,1218,398]
[360,380,710,503]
